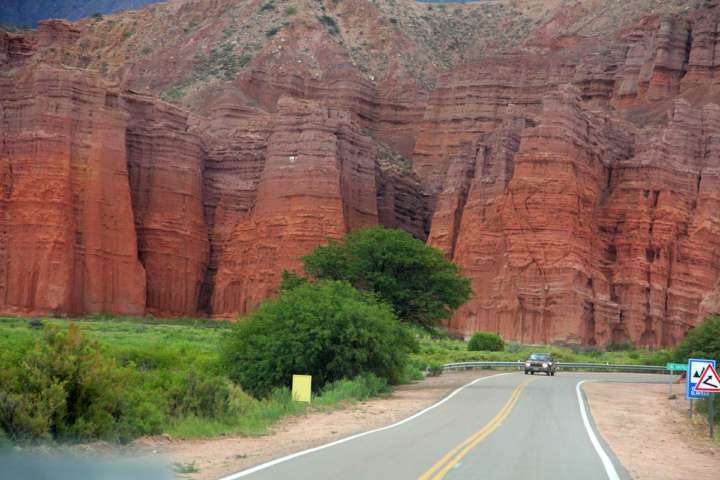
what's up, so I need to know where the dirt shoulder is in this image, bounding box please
[142,370,492,480]
[584,382,720,480]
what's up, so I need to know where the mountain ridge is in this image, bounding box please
[2,0,720,347]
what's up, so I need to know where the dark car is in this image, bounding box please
[524,353,557,376]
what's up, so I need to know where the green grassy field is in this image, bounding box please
[0,316,389,442]
[0,316,673,445]
[410,328,673,367]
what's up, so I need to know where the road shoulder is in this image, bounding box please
[144,370,495,480]
[583,381,720,480]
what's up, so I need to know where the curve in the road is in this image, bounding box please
[576,380,620,480]
[218,372,667,480]
[418,377,534,480]
[218,373,511,480]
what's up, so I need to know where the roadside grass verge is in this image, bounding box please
[0,317,397,444]
[409,327,673,368]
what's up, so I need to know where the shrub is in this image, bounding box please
[427,362,444,376]
[166,371,232,419]
[0,324,163,443]
[317,15,340,35]
[302,226,472,328]
[284,6,297,16]
[674,315,720,363]
[607,340,634,352]
[265,27,280,38]
[314,374,388,406]
[467,332,504,352]
[222,281,417,397]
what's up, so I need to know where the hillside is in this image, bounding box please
[2,0,720,347]
[0,0,162,27]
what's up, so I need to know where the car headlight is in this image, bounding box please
[542,362,548,368]
[525,362,530,367]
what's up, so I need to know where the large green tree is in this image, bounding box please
[222,280,417,398]
[301,226,472,328]
[675,315,720,363]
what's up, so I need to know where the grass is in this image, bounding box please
[409,327,673,368]
[0,316,397,443]
[173,461,200,474]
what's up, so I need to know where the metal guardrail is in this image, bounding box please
[442,361,669,374]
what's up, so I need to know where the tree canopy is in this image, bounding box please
[301,226,472,328]
[675,315,720,363]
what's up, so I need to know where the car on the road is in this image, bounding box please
[524,353,556,376]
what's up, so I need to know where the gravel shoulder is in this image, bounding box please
[584,381,720,480]
[144,370,493,480]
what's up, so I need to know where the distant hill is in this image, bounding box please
[0,0,163,28]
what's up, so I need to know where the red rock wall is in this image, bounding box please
[210,97,379,315]
[194,102,272,312]
[124,93,209,315]
[0,65,146,316]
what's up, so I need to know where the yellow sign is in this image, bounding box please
[292,374,312,402]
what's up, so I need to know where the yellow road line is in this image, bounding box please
[417,378,534,480]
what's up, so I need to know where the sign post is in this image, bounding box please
[710,395,715,439]
[666,362,685,398]
[694,363,720,438]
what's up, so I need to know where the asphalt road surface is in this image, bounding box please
[220,372,669,480]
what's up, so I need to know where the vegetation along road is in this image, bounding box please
[221,372,667,480]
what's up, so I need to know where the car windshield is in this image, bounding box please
[529,354,550,361]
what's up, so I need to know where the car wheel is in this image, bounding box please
[530,371,534,375]
[551,371,555,376]
[524,370,528,375]
[546,371,550,376]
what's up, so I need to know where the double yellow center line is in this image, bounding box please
[417,378,534,480]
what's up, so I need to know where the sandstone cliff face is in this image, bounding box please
[0,64,146,316]
[124,93,208,316]
[5,2,720,348]
[210,97,379,315]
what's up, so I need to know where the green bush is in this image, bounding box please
[467,332,504,352]
[427,362,444,377]
[166,371,232,419]
[222,280,417,397]
[314,374,388,406]
[317,15,340,35]
[302,226,472,328]
[0,324,163,443]
[284,6,297,16]
[675,315,720,363]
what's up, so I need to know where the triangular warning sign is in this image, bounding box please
[694,364,720,392]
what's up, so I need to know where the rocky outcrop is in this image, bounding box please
[6,2,720,348]
[0,64,146,316]
[124,93,208,316]
[194,101,272,311]
[210,97,379,315]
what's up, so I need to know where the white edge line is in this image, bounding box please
[217,372,512,480]
[576,380,621,480]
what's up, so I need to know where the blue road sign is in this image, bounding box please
[687,358,717,399]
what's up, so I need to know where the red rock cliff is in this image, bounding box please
[5,4,720,348]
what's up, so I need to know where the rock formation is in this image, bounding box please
[4,1,720,347]
[0,63,146,316]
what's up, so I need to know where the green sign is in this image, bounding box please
[666,362,686,372]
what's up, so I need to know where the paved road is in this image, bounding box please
[221,372,669,480]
